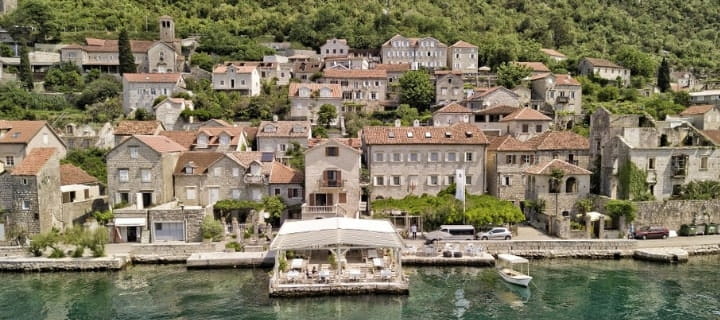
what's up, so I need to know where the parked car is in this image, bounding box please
[478,227,512,240]
[423,225,476,244]
[634,226,669,240]
[424,230,452,244]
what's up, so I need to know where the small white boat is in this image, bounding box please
[497,254,532,287]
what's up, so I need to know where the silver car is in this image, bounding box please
[478,227,512,240]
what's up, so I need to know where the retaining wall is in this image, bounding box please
[442,240,637,258]
[127,243,220,263]
[0,246,27,257]
[0,256,127,272]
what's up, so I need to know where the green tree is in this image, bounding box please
[398,70,434,111]
[316,104,337,128]
[18,45,33,91]
[190,52,214,72]
[615,46,657,78]
[74,75,122,108]
[133,108,154,120]
[657,57,671,93]
[604,199,637,223]
[43,62,83,92]
[118,28,136,75]
[201,216,224,241]
[496,62,531,89]
[262,196,286,222]
[0,44,13,57]
[61,148,109,184]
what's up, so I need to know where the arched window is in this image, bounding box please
[565,177,577,193]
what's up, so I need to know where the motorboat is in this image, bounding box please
[496,254,532,287]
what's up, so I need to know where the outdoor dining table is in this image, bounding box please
[319,270,330,282]
[287,270,301,282]
[380,269,392,280]
[348,268,362,281]
[373,257,384,268]
[291,258,303,270]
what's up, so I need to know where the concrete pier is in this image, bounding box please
[186,251,275,268]
[402,253,495,266]
[633,248,689,263]
[0,256,129,272]
[269,282,409,297]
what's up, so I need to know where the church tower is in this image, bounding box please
[158,16,175,43]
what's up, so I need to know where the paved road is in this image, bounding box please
[634,234,720,248]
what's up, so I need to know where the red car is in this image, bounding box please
[634,226,669,240]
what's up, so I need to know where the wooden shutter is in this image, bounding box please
[337,171,342,183]
[287,188,292,198]
[339,193,347,204]
[327,194,334,205]
[308,194,315,206]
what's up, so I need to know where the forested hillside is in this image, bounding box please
[3,0,720,72]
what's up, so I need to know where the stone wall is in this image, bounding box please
[443,240,636,258]
[0,256,127,271]
[594,197,720,232]
[0,246,27,257]
[149,207,206,242]
[128,242,218,263]
[61,197,108,228]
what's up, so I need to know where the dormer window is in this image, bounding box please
[298,87,311,97]
[425,132,432,138]
[197,134,208,147]
[219,134,230,145]
[292,125,305,133]
[319,87,331,98]
[263,125,276,133]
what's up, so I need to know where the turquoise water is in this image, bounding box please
[0,256,719,320]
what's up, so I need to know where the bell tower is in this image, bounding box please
[158,16,175,43]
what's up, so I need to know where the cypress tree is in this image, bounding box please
[118,28,136,75]
[18,45,34,91]
[657,57,671,92]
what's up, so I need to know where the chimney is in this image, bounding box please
[413,119,420,127]
[394,119,401,127]
[272,115,279,122]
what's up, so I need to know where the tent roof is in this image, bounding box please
[270,218,404,250]
[498,253,529,264]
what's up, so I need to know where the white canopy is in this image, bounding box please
[498,254,529,264]
[113,218,147,227]
[587,211,607,222]
[270,218,404,250]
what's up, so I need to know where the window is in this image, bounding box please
[118,169,129,182]
[232,189,241,199]
[119,192,129,203]
[374,152,384,162]
[502,176,511,186]
[42,133,49,144]
[186,187,197,200]
[522,124,529,133]
[700,157,709,170]
[21,178,28,185]
[374,176,385,186]
[465,152,474,162]
[325,147,339,157]
[447,175,455,185]
[466,175,472,185]
[288,188,301,198]
[392,176,401,186]
[648,158,655,170]
[506,155,517,164]
[339,193,347,204]
[22,200,31,210]
[5,156,14,166]
[429,152,440,162]
[279,144,287,152]
[392,153,402,162]
[521,155,534,164]
[536,125,543,133]
[409,152,419,162]
[219,135,230,145]
[428,175,439,186]
[446,152,457,162]
[232,168,240,177]
[214,167,222,177]
[140,169,151,182]
[274,188,281,196]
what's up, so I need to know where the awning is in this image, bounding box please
[113,218,146,227]
[587,211,607,222]
[270,217,405,250]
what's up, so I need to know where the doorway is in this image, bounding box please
[127,226,138,242]
[142,193,153,207]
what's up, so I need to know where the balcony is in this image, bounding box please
[556,96,570,104]
[301,204,347,219]
[672,168,686,178]
[244,174,267,184]
[317,179,345,189]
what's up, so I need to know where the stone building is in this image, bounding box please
[291,62,323,83]
[672,105,720,130]
[373,63,410,103]
[498,107,553,141]
[268,161,304,220]
[466,86,521,113]
[154,97,194,130]
[0,0,16,14]
[222,61,291,85]
[578,58,631,86]
[0,120,67,172]
[689,90,720,106]
[361,123,488,200]
[113,120,165,146]
[670,71,701,91]
[256,120,312,160]
[61,122,115,150]
[432,103,473,127]
[473,105,521,137]
[194,126,248,152]
[540,48,567,62]
[530,73,583,122]
[320,38,350,59]
[107,135,186,207]
[381,34,447,69]
[303,138,362,219]
[211,63,261,96]
[59,164,107,229]
[122,73,186,114]
[516,62,551,75]
[320,69,388,112]
[288,82,343,125]
[435,71,465,106]
[447,41,478,74]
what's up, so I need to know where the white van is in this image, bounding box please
[439,225,476,240]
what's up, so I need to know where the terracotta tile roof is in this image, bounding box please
[122,73,183,83]
[308,138,361,150]
[244,127,258,142]
[174,151,225,175]
[115,121,164,135]
[256,121,311,138]
[540,48,566,58]
[82,38,155,53]
[583,58,623,69]
[229,152,273,174]
[362,123,488,145]
[288,83,342,98]
[0,120,47,144]
[554,74,581,86]
[324,38,347,45]
[529,73,553,81]
[159,131,198,149]
[322,69,387,79]
[198,127,246,146]
[499,107,553,122]
[134,135,187,153]
[525,131,589,150]
[680,105,715,116]
[487,135,534,151]
[269,162,304,184]
[434,102,472,114]
[212,63,257,74]
[60,164,98,185]
[477,105,520,115]
[469,86,518,100]
[374,63,411,72]
[11,148,56,176]
[524,159,592,175]
[450,40,478,48]
[516,62,550,73]
[702,130,720,145]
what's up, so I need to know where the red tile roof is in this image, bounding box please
[270,162,304,184]
[362,123,488,145]
[487,135,534,151]
[526,131,589,150]
[434,102,473,114]
[540,48,566,58]
[122,73,183,83]
[0,121,47,144]
[680,105,715,116]
[60,164,98,185]
[115,121,164,135]
[524,159,592,175]
[197,127,246,146]
[11,148,56,176]
[499,107,553,122]
[529,73,553,81]
[702,130,720,145]
[477,105,520,115]
[229,152,273,174]
[134,135,187,153]
[323,69,387,79]
[450,40,478,48]
[516,62,550,73]
[82,38,155,53]
[469,86,518,100]
[288,83,342,98]
[308,138,362,150]
[159,131,198,149]
[174,151,225,175]
[212,64,257,74]
[554,74,581,86]
[374,64,411,72]
[256,121,311,138]
[583,58,623,69]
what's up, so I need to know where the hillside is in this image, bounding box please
[2,0,720,73]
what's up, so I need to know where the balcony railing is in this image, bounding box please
[556,96,570,103]
[301,204,347,219]
[318,179,345,189]
[244,174,267,184]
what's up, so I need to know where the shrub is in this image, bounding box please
[201,216,224,241]
[225,242,244,252]
[28,231,59,257]
[49,247,66,258]
[88,228,108,257]
[93,210,114,225]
